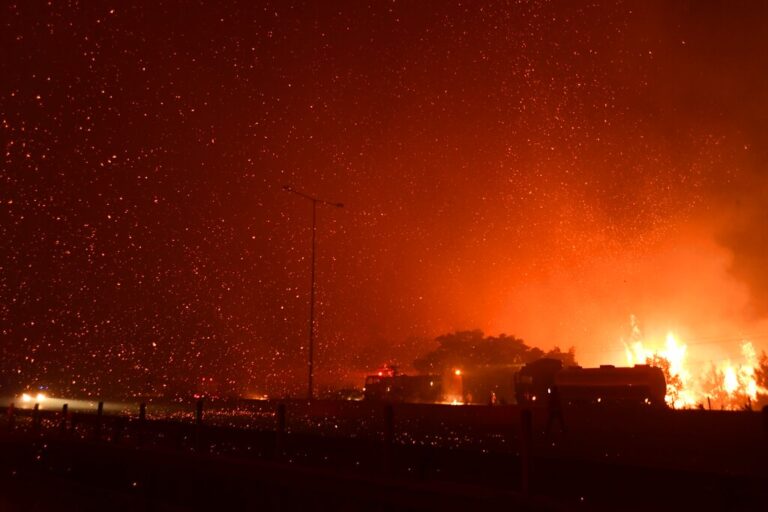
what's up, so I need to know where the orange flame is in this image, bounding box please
[621,317,767,409]
[624,332,696,408]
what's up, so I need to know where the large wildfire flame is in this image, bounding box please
[622,316,768,409]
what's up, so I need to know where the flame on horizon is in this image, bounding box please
[622,316,767,409]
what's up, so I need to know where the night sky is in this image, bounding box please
[3,1,768,398]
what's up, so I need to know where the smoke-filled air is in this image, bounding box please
[3,1,768,406]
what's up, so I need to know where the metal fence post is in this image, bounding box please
[6,403,15,431]
[94,401,104,441]
[275,402,286,461]
[138,403,147,446]
[194,399,204,452]
[60,403,69,434]
[382,404,394,475]
[32,403,40,433]
[520,408,533,495]
[195,399,204,426]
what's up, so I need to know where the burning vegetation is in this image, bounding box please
[623,317,768,410]
[367,326,768,411]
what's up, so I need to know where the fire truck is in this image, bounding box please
[554,364,667,407]
[514,358,667,407]
[364,360,667,407]
[363,366,442,403]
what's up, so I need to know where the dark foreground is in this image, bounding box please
[0,401,766,511]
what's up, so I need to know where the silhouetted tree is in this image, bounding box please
[544,346,577,367]
[647,354,682,407]
[413,330,577,374]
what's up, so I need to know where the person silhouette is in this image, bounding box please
[545,385,565,436]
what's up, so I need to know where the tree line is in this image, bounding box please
[412,329,576,374]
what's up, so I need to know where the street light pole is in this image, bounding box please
[283,185,343,401]
[308,198,317,402]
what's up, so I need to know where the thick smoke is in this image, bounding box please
[716,155,768,318]
[635,1,768,321]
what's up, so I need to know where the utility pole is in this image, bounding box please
[283,185,343,401]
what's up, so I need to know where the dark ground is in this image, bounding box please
[0,401,765,511]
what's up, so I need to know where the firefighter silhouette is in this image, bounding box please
[545,385,565,436]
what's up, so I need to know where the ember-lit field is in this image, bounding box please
[1,398,765,511]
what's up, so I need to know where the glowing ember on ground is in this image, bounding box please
[622,316,767,409]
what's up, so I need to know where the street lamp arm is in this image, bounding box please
[282,184,315,202]
[283,185,344,208]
